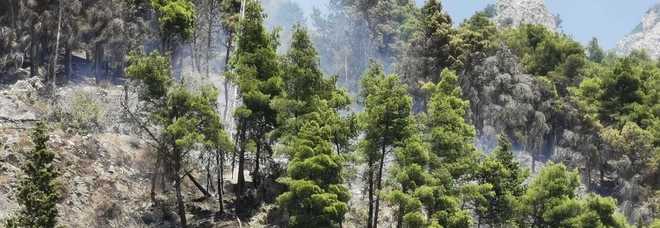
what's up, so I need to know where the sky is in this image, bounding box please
[292,0,659,50]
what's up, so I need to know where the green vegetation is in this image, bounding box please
[2,0,657,227]
[475,136,527,227]
[276,26,352,228]
[359,62,413,228]
[228,0,283,208]
[520,163,630,228]
[126,52,230,227]
[6,122,61,228]
[502,24,585,77]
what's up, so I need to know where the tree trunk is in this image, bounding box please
[374,145,386,228]
[30,27,38,77]
[52,1,62,92]
[191,30,198,74]
[253,138,261,188]
[186,172,212,198]
[367,159,374,228]
[205,0,214,79]
[94,44,104,84]
[65,43,72,82]
[222,31,234,122]
[150,150,162,206]
[174,150,187,228]
[236,119,247,213]
[216,148,224,214]
[206,158,215,193]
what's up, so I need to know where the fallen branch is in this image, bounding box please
[185,171,212,198]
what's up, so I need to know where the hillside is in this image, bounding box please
[0,0,658,228]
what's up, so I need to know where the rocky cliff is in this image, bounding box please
[616,4,660,59]
[495,0,559,31]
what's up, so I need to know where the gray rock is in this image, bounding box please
[495,0,559,31]
[616,4,660,59]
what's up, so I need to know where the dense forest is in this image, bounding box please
[0,0,658,227]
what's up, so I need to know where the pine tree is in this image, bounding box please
[421,69,478,228]
[228,0,283,207]
[397,0,459,111]
[453,11,498,70]
[386,133,433,227]
[521,163,631,228]
[425,69,478,180]
[277,101,350,228]
[6,122,61,228]
[126,52,229,227]
[521,163,580,227]
[274,25,352,141]
[150,0,196,51]
[476,135,528,227]
[359,62,413,228]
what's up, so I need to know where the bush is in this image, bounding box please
[54,90,106,134]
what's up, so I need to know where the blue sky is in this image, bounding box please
[293,0,659,50]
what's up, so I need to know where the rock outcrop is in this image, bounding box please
[616,4,660,59]
[495,0,559,32]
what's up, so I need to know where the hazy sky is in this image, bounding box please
[292,0,659,50]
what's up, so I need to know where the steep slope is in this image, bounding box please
[0,79,241,227]
[616,4,660,59]
[495,0,559,31]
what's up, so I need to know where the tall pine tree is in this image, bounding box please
[228,0,283,207]
[276,25,353,228]
[359,62,413,228]
[422,69,479,228]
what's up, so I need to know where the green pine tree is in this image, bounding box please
[387,133,433,227]
[425,69,478,180]
[421,69,478,228]
[398,0,459,111]
[277,101,350,228]
[359,62,413,228]
[6,122,61,228]
[476,135,528,227]
[228,0,284,203]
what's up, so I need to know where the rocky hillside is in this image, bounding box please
[0,79,242,228]
[494,0,559,31]
[616,3,660,59]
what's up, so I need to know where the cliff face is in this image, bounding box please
[617,4,660,59]
[495,0,559,31]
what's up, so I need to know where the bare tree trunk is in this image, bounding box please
[206,159,215,193]
[236,119,247,213]
[52,1,62,93]
[30,28,38,77]
[174,150,188,228]
[65,43,72,82]
[150,150,162,206]
[205,0,215,79]
[186,172,212,198]
[367,159,374,228]
[253,138,261,188]
[373,145,386,228]
[222,31,234,122]
[216,148,224,214]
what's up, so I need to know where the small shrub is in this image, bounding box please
[66,90,106,133]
